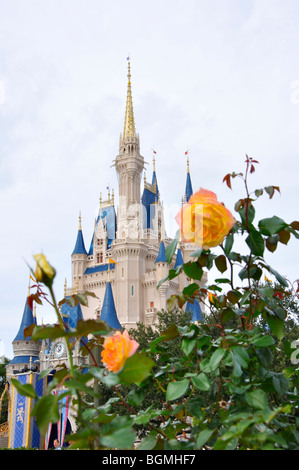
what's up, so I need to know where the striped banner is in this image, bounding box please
[8,372,46,449]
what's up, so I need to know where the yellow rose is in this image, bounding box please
[33,254,56,287]
[101,330,139,373]
[176,188,235,249]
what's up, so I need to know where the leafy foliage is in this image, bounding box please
[14,156,299,450]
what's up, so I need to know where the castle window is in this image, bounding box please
[150,301,154,308]
[97,253,103,264]
[131,285,134,296]
[122,267,125,278]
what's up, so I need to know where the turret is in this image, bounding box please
[100,265,122,329]
[72,212,87,293]
[6,284,41,377]
[155,238,169,311]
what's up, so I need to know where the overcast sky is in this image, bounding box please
[1,0,299,359]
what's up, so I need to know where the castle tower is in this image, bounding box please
[72,213,88,293]
[6,285,44,449]
[6,286,41,377]
[115,59,145,211]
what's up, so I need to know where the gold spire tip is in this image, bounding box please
[79,211,82,230]
[123,56,136,140]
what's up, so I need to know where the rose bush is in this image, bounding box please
[13,156,299,450]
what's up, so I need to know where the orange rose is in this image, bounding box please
[101,330,139,373]
[176,188,235,249]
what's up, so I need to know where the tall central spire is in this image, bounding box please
[123,59,136,140]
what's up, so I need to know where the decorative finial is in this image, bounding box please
[64,278,67,296]
[28,274,31,297]
[99,192,102,207]
[185,150,190,174]
[112,188,114,205]
[152,149,157,172]
[79,211,82,230]
[123,56,136,140]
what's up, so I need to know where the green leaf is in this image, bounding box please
[215,255,227,273]
[196,429,214,449]
[258,216,288,236]
[75,319,110,337]
[186,398,204,419]
[183,262,203,281]
[239,290,251,307]
[181,338,197,357]
[266,316,284,340]
[258,286,274,298]
[227,290,242,304]
[239,265,263,281]
[256,348,273,367]
[189,248,205,258]
[230,346,249,378]
[100,416,136,449]
[165,231,179,264]
[209,348,227,371]
[245,390,268,410]
[128,388,144,407]
[191,373,211,391]
[32,324,67,341]
[239,203,255,225]
[138,435,158,450]
[11,379,38,399]
[75,293,89,306]
[252,335,275,348]
[272,374,289,396]
[33,394,60,436]
[166,379,189,401]
[161,323,180,341]
[157,275,168,289]
[264,185,280,199]
[267,266,288,287]
[224,233,234,255]
[220,308,235,323]
[245,230,265,256]
[182,282,199,297]
[118,353,155,384]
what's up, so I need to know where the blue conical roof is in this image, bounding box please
[14,298,35,341]
[185,299,203,322]
[185,172,193,202]
[72,229,87,255]
[100,282,122,330]
[155,241,167,263]
[61,301,84,329]
[174,248,184,269]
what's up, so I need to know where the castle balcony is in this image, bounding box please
[145,307,157,325]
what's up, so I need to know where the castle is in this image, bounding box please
[4,60,206,448]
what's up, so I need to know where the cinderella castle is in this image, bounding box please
[4,60,206,449]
